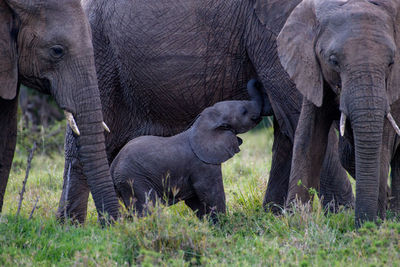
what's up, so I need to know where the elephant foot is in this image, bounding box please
[284,197,313,215]
[263,201,284,215]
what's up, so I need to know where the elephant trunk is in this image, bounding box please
[342,71,387,227]
[75,86,119,221]
[352,106,384,225]
[53,56,120,222]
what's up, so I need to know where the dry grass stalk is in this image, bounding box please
[16,141,37,217]
[29,196,40,220]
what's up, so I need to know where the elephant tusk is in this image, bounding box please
[102,121,110,133]
[387,113,400,136]
[64,111,80,136]
[340,112,346,136]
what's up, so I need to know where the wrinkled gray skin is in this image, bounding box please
[339,105,400,216]
[0,0,119,221]
[58,0,354,223]
[277,0,400,227]
[111,84,263,221]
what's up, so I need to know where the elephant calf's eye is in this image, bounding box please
[241,107,248,116]
[49,45,65,59]
[218,123,233,131]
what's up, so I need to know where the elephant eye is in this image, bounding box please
[369,1,380,6]
[329,54,339,67]
[241,106,248,116]
[389,59,394,68]
[49,45,65,59]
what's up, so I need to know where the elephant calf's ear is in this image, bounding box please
[277,0,324,107]
[0,2,18,100]
[189,109,240,165]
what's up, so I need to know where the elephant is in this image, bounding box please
[277,0,400,226]
[110,80,264,221]
[0,0,120,221]
[58,0,354,223]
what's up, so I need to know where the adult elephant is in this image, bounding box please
[277,0,400,226]
[0,0,119,221]
[58,0,354,223]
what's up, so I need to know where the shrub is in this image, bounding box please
[116,205,214,265]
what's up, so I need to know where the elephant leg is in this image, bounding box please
[377,165,389,220]
[286,99,332,206]
[263,118,291,214]
[0,96,18,213]
[57,127,90,223]
[117,181,134,212]
[185,195,223,224]
[377,145,390,220]
[338,133,356,179]
[132,185,158,217]
[185,195,207,219]
[319,124,354,212]
[390,148,400,215]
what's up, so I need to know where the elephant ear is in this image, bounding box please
[277,0,324,107]
[0,1,18,100]
[189,107,240,165]
[388,4,400,105]
[253,0,302,35]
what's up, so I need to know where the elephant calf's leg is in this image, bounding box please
[319,125,354,212]
[263,119,291,214]
[57,128,90,223]
[133,186,159,217]
[185,196,207,219]
[185,195,222,223]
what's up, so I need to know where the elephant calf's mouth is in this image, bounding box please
[237,136,243,146]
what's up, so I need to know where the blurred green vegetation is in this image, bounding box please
[15,86,65,159]
[1,124,400,266]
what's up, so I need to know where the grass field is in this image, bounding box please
[1,123,400,266]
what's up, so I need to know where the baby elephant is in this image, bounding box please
[110,80,265,221]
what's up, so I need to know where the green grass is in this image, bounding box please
[1,126,400,266]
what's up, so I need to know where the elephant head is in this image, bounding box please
[189,80,263,164]
[277,0,400,225]
[0,0,119,220]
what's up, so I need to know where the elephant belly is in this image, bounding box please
[130,54,253,123]
[111,0,254,125]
